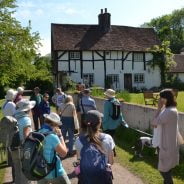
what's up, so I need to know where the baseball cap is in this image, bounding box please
[85,110,103,126]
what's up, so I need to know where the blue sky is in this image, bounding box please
[14,0,184,56]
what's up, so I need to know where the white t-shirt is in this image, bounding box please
[75,133,115,162]
[2,101,16,116]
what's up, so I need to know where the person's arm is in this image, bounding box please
[108,150,114,165]
[103,101,110,123]
[53,127,68,157]
[23,126,32,138]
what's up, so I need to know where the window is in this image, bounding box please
[83,74,94,87]
[106,74,119,89]
[133,53,144,62]
[134,74,144,83]
[70,52,80,59]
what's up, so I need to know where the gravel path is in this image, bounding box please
[3,156,144,184]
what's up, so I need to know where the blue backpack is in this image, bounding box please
[79,135,113,184]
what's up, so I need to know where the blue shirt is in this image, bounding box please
[79,96,96,114]
[39,127,65,179]
[17,116,32,142]
[102,98,124,131]
[39,100,50,115]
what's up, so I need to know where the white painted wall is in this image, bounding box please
[57,51,161,90]
[93,97,184,138]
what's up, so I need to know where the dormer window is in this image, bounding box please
[70,51,80,59]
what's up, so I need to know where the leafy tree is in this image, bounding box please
[148,41,175,86]
[0,0,41,89]
[143,8,184,53]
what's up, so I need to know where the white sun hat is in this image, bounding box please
[104,89,116,98]
[5,89,17,101]
[16,99,36,112]
[44,112,62,125]
[17,87,24,93]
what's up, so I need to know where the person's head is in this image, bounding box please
[159,89,177,107]
[83,110,103,148]
[78,83,85,92]
[64,95,73,104]
[43,93,49,101]
[104,89,115,99]
[16,99,36,113]
[17,87,24,95]
[34,87,40,94]
[44,112,62,128]
[5,89,17,101]
[56,88,62,94]
[83,89,91,96]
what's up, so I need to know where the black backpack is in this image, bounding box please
[109,100,121,120]
[21,131,57,181]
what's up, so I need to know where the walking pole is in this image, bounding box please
[121,121,153,137]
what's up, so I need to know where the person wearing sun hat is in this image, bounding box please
[38,112,71,184]
[14,87,24,104]
[2,89,17,116]
[103,89,125,138]
[12,99,36,184]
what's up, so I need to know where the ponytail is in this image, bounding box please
[87,125,103,151]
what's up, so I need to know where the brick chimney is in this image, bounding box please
[98,8,111,33]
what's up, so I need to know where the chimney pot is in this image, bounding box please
[105,8,107,13]
[101,9,103,14]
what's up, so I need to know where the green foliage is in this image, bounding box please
[0,0,40,86]
[144,8,184,53]
[148,41,175,86]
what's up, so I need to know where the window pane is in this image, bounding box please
[134,53,143,62]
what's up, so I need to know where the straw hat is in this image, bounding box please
[5,89,17,101]
[16,99,36,112]
[104,89,116,98]
[44,112,62,125]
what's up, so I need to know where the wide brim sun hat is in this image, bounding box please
[16,99,36,112]
[17,87,24,93]
[104,89,116,98]
[5,89,17,101]
[44,112,62,126]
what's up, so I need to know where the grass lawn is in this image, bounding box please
[115,126,184,184]
[91,88,184,112]
[0,99,6,184]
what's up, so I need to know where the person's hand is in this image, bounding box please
[53,127,62,137]
[157,98,165,110]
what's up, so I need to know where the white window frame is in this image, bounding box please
[133,53,144,62]
[83,73,94,87]
[134,73,145,83]
[70,52,80,59]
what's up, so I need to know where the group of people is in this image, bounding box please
[0,84,182,184]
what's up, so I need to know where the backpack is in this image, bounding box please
[0,116,20,150]
[109,100,121,120]
[21,131,57,181]
[79,135,113,184]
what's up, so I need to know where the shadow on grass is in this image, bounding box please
[115,126,184,181]
[0,161,8,170]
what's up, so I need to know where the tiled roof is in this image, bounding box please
[51,24,160,51]
[169,54,184,73]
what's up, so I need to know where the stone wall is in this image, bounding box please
[94,97,184,136]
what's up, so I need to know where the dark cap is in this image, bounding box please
[85,110,103,126]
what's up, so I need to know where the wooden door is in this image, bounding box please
[124,74,132,91]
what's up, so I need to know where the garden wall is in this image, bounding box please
[94,97,184,137]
